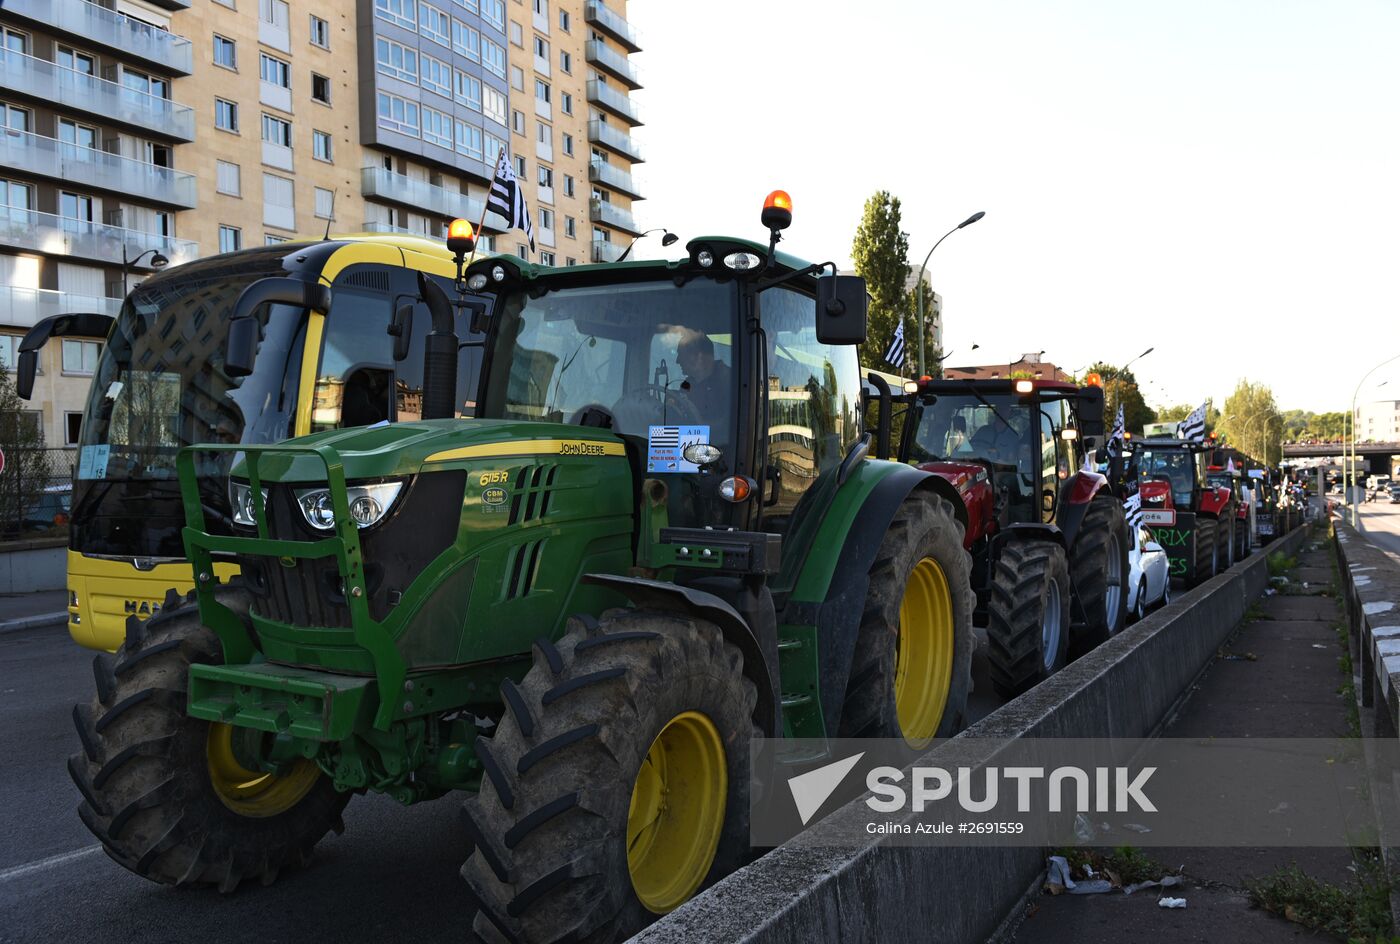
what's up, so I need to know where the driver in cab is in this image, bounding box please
[676,333,731,418]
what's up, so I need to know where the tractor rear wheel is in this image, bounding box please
[1194,518,1218,585]
[461,609,756,944]
[68,587,348,891]
[986,540,1072,699]
[1070,494,1130,646]
[839,493,974,745]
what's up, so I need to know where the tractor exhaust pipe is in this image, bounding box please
[417,272,458,421]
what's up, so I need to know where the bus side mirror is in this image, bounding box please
[226,317,260,378]
[226,278,332,378]
[389,303,414,362]
[16,349,37,400]
[815,274,867,345]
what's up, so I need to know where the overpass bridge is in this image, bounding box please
[1281,440,1399,474]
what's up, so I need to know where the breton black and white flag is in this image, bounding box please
[1123,490,1144,530]
[883,320,906,369]
[1107,403,1126,455]
[1176,400,1208,443]
[487,148,535,251]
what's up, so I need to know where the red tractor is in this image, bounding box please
[1132,437,1238,586]
[876,376,1129,698]
[1205,462,1252,563]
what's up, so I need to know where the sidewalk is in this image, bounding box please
[1013,532,1367,943]
[0,588,69,634]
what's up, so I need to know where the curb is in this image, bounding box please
[0,612,68,635]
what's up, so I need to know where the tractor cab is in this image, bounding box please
[1133,436,1240,583]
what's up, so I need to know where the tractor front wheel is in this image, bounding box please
[461,609,756,944]
[1070,494,1130,646]
[986,540,1072,699]
[839,492,974,745]
[68,587,349,891]
[1194,518,1218,586]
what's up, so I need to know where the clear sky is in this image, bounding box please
[623,0,1400,412]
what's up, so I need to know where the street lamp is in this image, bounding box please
[122,246,168,297]
[914,211,985,376]
[616,228,678,262]
[1122,346,1154,375]
[1349,354,1400,527]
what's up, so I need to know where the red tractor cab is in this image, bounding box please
[1205,464,1252,563]
[1132,437,1239,586]
[881,376,1129,698]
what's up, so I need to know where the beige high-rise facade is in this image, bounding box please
[0,0,643,452]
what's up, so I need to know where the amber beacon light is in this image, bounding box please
[761,190,793,231]
[447,219,476,257]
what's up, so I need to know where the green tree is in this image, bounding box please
[1217,380,1282,464]
[0,362,54,539]
[851,190,912,374]
[1086,362,1155,435]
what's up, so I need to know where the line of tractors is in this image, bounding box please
[17,194,1299,943]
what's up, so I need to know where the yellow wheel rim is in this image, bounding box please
[626,710,728,914]
[895,557,956,747]
[206,723,320,817]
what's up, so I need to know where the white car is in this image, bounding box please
[1127,525,1170,622]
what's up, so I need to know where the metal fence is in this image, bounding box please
[0,447,75,542]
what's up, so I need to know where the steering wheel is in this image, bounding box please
[609,384,703,435]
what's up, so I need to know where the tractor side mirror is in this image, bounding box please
[389,303,414,362]
[815,274,867,345]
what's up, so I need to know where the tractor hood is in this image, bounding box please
[916,460,990,494]
[228,419,626,483]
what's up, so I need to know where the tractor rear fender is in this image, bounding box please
[781,461,954,739]
[580,573,781,737]
[994,522,1066,551]
[1057,470,1109,547]
[1197,488,1232,517]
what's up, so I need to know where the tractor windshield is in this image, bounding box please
[482,277,738,460]
[1139,449,1196,508]
[910,392,1039,517]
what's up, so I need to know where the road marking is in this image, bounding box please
[0,845,102,883]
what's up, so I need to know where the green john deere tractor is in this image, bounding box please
[69,197,976,942]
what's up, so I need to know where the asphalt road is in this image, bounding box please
[1356,496,1400,561]
[0,623,473,944]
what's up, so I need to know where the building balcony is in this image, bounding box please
[0,206,197,266]
[360,166,512,230]
[147,0,190,9]
[588,120,643,163]
[0,49,194,141]
[586,79,641,127]
[0,285,122,330]
[590,240,624,264]
[584,3,641,53]
[584,40,641,90]
[3,0,193,75]
[588,158,643,200]
[0,130,197,208]
[589,199,641,236]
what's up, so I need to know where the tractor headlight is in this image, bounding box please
[230,481,268,527]
[295,481,404,531]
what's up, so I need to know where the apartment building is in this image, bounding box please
[0,0,643,452]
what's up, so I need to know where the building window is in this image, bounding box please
[533,0,548,17]
[374,0,416,30]
[263,173,294,227]
[61,339,100,375]
[314,186,335,219]
[517,244,528,260]
[312,72,331,104]
[560,92,572,116]
[418,2,450,47]
[1,103,30,133]
[455,120,483,161]
[481,37,505,78]
[313,129,333,161]
[455,71,483,111]
[261,113,292,146]
[213,35,237,70]
[375,37,418,82]
[57,46,94,74]
[215,98,239,132]
[452,0,478,11]
[265,234,289,245]
[422,106,452,148]
[64,412,83,447]
[533,36,548,59]
[420,53,452,97]
[562,131,573,155]
[216,160,241,196]
[565,257,576,266]
[309,14,330,48]
[537,123,552,147]
[538,208,553,229]
[484,132,506,165]
[537,165,552,188]
[513,155,526,177]
[60,191,93,222]
[559,50,571,73]
[564,215,575,238]
[511,109,524,135]
[482,84,506,124]
[480,0,505,29]
[219,225,242,253]
[534,78,550,103]
[509,21,523,47]
[563,173,574,197]
[509,65,524,92]
[377,92,420,135]
[539,250,555,266]
[260,0,289,32]
[452,19,480,60]
[559,8,570,31]
[260,53,290,89]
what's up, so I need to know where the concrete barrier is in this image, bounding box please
[1335,521,1400,736]
[0,537,66,593]
[635,524,1314,944]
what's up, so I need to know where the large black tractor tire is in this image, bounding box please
[1069,494,1130,646]
[1193,518,1218,586]
[461,609,757,944]
[68,586,349,892]
[1237,516,1251,560]
[1222,516,1236,570]
[986,540,1072,699]
[839,492,975,744]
